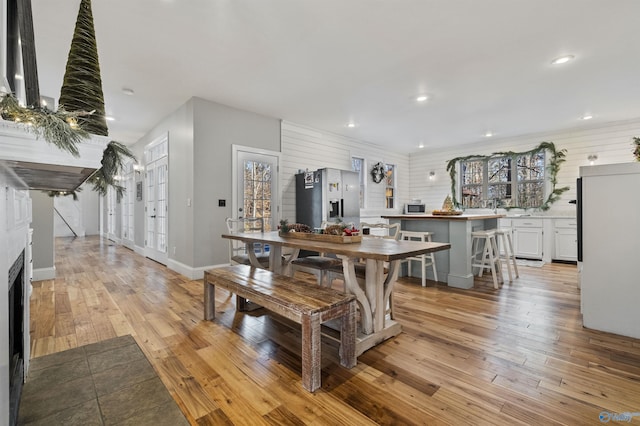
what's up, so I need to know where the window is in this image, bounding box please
[243,160,272,231]
[384,163,395,209]
[460,152,545,209]
[351,156,365,208]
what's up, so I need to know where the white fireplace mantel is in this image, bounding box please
[0,119,109,191]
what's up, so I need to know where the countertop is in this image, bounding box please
[381,213,505,221]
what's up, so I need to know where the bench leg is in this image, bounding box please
[204,279,216,320]
[301,313,321,392]
[339,301,357,369]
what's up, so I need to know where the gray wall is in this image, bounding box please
[128,96,281,271]
[30,191,54,271]
[192,97,281,267]
[131,100,195,261]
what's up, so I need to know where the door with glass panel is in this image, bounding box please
[234,148,279,232]
[145,136,169,265]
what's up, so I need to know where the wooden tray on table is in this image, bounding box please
[279,232,362,244]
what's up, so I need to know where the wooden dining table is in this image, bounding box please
[222,231,451,356]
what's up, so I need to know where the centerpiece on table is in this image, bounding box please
[278,220,361,243]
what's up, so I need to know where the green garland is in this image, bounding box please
[1,93,89,156]
[1,93,136,198]
[633,137,640,162]
[446,141,568,211]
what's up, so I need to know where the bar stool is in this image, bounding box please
[470,230,503,289]
[495,228,519,282]
[399,230,438,286]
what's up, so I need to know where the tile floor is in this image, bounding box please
[17,335,189,425]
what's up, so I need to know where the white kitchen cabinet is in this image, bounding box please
[553,218,577,262]
[511,218,544,260]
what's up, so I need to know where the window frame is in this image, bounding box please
[384,163,396,210]
[460,151,546,209]
[351,156,367,209]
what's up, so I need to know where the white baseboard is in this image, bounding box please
[167,259,228,280]
[33,266,56,281]
[134,245,145,256]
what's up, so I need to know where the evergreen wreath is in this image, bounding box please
[445,141,568,211]
[371,162,385,183]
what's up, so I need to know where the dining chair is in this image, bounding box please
[290,221,341,287]
[225,217,270,268]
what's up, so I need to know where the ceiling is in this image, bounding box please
[29,0,640,154]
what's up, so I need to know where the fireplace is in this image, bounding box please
[8,250,25,426]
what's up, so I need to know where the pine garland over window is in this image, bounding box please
[445,141,568,211]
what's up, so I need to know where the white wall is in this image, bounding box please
[280,121,410,223]
[409,118,640,215]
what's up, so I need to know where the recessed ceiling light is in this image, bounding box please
[485,131,493,137]
[106,116,115,121]
[551,55,575,65]
[418,143,424,149]
[122,87,135,96]
[416,95,428,102]
[581,114,593,120]
[346,122,356,128]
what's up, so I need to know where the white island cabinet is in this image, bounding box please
[383,213,503,289]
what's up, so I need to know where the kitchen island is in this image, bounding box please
[382,213,504,289]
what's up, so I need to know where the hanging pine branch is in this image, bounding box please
[58,0,108,136]
[87,141,136,199]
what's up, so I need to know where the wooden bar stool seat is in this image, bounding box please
[399,230,438,286]
[495,228,519,282]
[470,230,503,289]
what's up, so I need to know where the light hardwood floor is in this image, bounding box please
[29,236,640,425]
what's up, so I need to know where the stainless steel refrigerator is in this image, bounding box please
[295,168,360,229]
[578,162,640,339]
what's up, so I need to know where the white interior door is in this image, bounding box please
[145,137,169,265]
[121,162,135,248]
[106,187,118,242]
[234,147,280,231]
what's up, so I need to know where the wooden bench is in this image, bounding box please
[203,264,357,392]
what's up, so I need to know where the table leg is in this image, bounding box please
[246,242,266,269]
[365,259,385,332]
[337,255,373,334]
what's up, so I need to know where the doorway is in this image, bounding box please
[232,145,281,231]
[145,135,169,265]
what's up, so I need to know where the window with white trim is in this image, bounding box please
[384,163,395,209]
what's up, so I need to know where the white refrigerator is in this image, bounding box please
[578,162,640,339]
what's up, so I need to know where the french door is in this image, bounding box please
[121,161,135,248]
[233,146,280,231]
[106,187,118,242]
[145,136,169,264]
